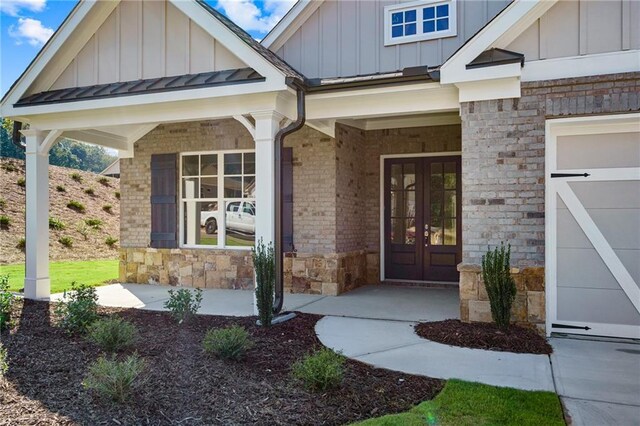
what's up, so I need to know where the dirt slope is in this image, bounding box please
[0,158,120,265]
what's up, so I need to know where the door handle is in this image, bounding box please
[424,224,430,246]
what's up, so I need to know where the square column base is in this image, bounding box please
[24,277,51,300]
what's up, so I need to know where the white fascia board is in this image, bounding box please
[170,0,286,83]
[455,77,521,103]
[306,83,459,120]
[2,79,285,119]
[440,0,556,85]
[522,50,640,82]
[449,62,522,84]
[24,91,284,131]
[1,1,117,108]
[261,0,323,51]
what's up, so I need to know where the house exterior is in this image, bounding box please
[1,0,638,339]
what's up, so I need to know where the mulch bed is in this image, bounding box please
[415,319,553,355]
[0,300,443,425]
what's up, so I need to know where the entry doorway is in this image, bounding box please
[383,155,461,282]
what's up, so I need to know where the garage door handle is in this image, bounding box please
[550,173,590,178]
[552,323,591,330]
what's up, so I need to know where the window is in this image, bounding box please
[385,0,457,46]
[180,151,256,249]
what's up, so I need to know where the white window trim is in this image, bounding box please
[384,0,457,46]
[179,149,256,251]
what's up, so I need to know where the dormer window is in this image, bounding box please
[385,0,457,46]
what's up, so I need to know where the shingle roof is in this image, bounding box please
[466,48,525,70]
[195,0,306,81]
[15,68,263,107]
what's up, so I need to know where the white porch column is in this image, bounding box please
[22,130,52,299]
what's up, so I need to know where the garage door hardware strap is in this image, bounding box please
[552,323,592,330]
[550,173,590,178]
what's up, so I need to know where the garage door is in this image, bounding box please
[546,114,640,339]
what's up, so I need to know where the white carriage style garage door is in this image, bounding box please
[546,113,640,339]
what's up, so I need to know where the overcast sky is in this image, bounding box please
[0,0,296,97]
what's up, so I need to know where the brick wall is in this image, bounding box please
[460,72,640,267]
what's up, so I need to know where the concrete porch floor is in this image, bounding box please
[51,283,460,322]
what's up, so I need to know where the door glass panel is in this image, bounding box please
[430,163,443,189]
[444,218,456,245]
[430,219,443,245]
[391,164,403,190]
[391,218,405,244]
[403,163,416,189]
[444,162,456,189]
[391,190,403,217]
[405,219,416,244]
[405,191,416,218]
[444,190,456,217]
[430,191,442,219]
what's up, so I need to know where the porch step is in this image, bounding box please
[381,280,459,289]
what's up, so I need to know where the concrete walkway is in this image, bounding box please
[315,316,555,392]
[550,337,640,426]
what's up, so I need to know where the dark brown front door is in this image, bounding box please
[384,156,461,282]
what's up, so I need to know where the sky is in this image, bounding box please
[0,0,296,97]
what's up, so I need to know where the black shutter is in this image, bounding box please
[150,153,178,248]
[282,148,294,252]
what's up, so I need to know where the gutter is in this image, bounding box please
[11,121,25,151]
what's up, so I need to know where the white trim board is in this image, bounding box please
[378,151,462,283]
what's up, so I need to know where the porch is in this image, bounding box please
[51,283,460,322]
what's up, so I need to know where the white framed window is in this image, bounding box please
[384,0,457,46]
[179,150,256,250]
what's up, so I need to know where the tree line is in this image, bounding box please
[1,119,117,174]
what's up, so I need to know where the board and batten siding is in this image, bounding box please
[508,0,640,61]
[275,0,511,79]
[50,1,246,92]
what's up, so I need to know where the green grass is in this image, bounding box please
[353,380,565,426]
[199,233,254,247]
[0,259,118,294]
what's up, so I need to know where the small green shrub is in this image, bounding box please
[114,191,120,199]
[0,275,15,331]
[87,317,138,352]
[59,236,73,248]
[83,354,144,403]
[84,187,95,196]
[0,342,8,379]
[71,172,83,183]
[0,215,10,229]
[482,243,517,330]
[292,348,345,392]
[54,282,99,334]
[76,221,90,240]
[203,326,253,360]
[252,239,275,327]
[0,198,6,209]
[49,217,66,230]
[97,177,110,186]
[102,204,113,213]
[56,185,66,192]
[164,288,203,324]
[105,236,118,247]
[16,177,25,188]
[16,238,26,251]
[1,162,16,172]
[67,200,86,213]
[84,218,103,229]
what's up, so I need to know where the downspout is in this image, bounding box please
[11,121,26,151]
[273,78,306,314]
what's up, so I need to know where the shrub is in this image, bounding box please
[252,239,275,327]
[76,221,90,240]
[114,191,120,199]
[0,342,7,379]
[164,288,203,324]
[292,348,345,392]
[105,236,118,247]
[0,215,10,230]
[54,283,99,334]
[1,162,16,172]
[103,204,113,213]
[16,238,26,251]
[203,326,253,361]
[97,177,110,186]
[0,275,14,331]
[84,187,95,196]
[49,217,66,230]
[482,243,517,330]
[83,354,144,403]
[59,236,73,248]
[87,317,138,352]
[0,198,5,209]
[56,185,66,192]
[16,177,25,188]
[71,172,83,183]
[67,200,86,213]
[84,218,103,229]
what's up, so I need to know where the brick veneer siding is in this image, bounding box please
[459,72,640,328]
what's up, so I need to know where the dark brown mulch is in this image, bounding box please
[415,319,553,355]
[0,300,443,425]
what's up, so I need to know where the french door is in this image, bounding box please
[384,156,461,282]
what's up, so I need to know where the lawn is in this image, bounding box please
[354,379,565,426]
[0,259,118,294]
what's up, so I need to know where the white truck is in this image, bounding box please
[200,201,255,235]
